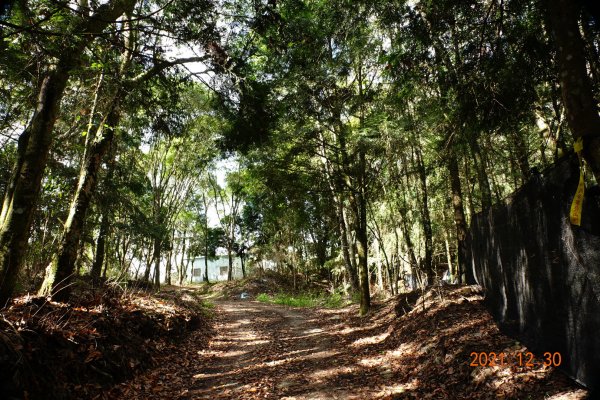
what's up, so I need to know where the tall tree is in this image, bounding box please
[0,0,137,304]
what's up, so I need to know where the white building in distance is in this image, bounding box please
[190,255,244,282]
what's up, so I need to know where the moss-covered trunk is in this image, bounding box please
[0,0,137,304]
[0,72,68,304]
[39,104,121,300]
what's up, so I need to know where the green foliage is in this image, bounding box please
[255,293,271,302]
[0,142,16,197]
[256,291,349,308]
[1,0,598,301]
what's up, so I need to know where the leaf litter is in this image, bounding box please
[0,280,589,399]
[102,285,588,399]
[0,280,214,400]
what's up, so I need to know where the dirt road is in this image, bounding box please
[106,293,588,400]
[108,300,389,399]
[188,301,366,399]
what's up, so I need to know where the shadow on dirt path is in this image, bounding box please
[189,301,350,399]
[105,291,589,400]
[108,300,385,399]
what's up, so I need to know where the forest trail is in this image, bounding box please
[110,300,388,399]
[188,301,357,399]
[105,290,589,400]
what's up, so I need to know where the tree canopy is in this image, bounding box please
[0,0,599,316]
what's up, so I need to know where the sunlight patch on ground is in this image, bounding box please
[221,306,259,313]
[286,332,327,340]
[470,360,562,398]
[375,379,419,397]
[380,342,417,361]
[263,349,340,367]
[300,349,340,360]
[309,365,358,380]
[350,329,391,347]
[279,348,316,356]
[357,356,383,368]
[470,364,513,386]
[416,341,436,355]
[192,372,218,379]
[317,308,345,315]
[264,358,288,367]
[209,339,270,349]
[218,349,248,358]
[302,328,323,334]
[440,317,488,336]
[242,338,270,345]
[180,293,197,302]
[545,390,590,400]
[224,319,253,329]
[358,344,413,369]
[338,323,378,335]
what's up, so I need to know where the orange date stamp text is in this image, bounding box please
[469,351,562,368]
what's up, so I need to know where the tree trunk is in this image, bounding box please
[39,103,121,300]
[463,158,475,218]
[442,210,454,282]
[166,229,174,286]
[399,217,418,289]
[119,235,130,278]
[143,249,152,282]
[165,253,172,286]
[545,0,600,180]
[0,72,68,303]
[448,153,472,284]
[470,138,492,210]
[153,236,161,289]
[375,246,384,291]
[102,251,109,279]
[0,0,137,304]
[354,148,370,316]
[202,193,210,282]
[40,3,137,299]
[444,234,453,282]
[337,199,359,292]
[91,208,109,280]
[355,62,370,315]
[370,213,392,294]
[227,244,233,281]
[184,255,191,285]
[392,227,401,295]
[344,210,359,277]
[240,253,246,278]
[316,128,359,292]
[511,131,531,183]
[395,159,419,289]
[179,230,187,285]
[415,146,434,285]
[204,253,209,283]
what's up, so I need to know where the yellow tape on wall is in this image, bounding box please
[569,137,585,226]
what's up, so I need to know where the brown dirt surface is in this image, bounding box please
[103,285,589,399]
[0,282,213,400]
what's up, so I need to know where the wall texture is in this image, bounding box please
[469,156,600,389]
